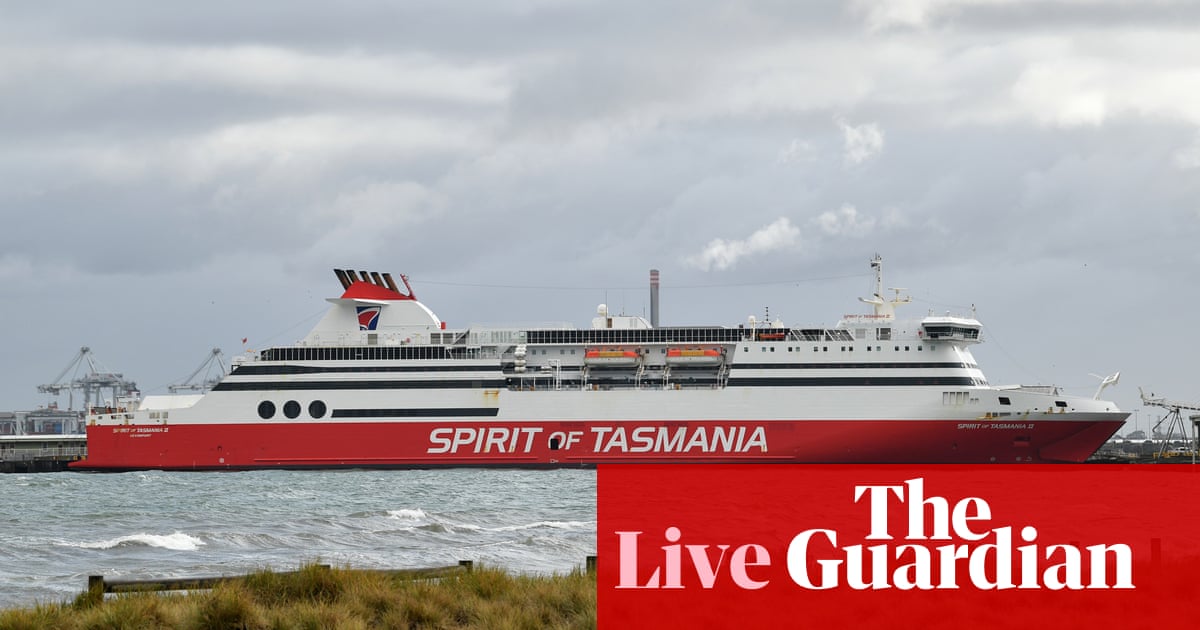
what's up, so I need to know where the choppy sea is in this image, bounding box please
[0,469,596,609]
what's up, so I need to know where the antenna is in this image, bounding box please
[1088,371,1120,400]
[858,255,910,318]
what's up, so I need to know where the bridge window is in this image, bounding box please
[923,325,981,340]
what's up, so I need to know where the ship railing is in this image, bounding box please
[91,413,137,423]
[0,445,87,462]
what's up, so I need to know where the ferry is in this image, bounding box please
[71,257,1126,470]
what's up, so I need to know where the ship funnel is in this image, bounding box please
[334,269,353,290]
[650,269,660,328]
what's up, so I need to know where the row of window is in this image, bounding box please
[261,346,453,362]
[258,400,327,420]
[525,327,745,344]
[529,344,935,355]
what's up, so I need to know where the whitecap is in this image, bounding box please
[386,508,428,521]
[66,532,205,551]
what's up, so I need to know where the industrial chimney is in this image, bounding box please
[649,269,660,328]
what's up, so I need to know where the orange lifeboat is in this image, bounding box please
[584,348,641,366]
[665,347,724,366]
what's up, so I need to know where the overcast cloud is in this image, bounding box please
[2,0,1198,433]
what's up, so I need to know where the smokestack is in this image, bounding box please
[650,269,660,328]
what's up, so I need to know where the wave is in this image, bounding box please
[386,508,428,521]
[65,532,205,551]
[490,520,594,532]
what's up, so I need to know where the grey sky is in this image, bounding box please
[2,0,1198,433]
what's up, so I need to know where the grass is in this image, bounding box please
[0,564,596,630]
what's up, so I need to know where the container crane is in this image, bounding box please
[38,347,139,411]
[168,348,228,393]
[1138,387,1200,461]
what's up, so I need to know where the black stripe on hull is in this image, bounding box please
[213,376,976,390]
[732,362,974,370]
[234,364,498,375]
[213,380,507,391]
[331,408,500,418]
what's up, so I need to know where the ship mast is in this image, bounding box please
[858,254,911,319]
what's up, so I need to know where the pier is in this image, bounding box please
[0,435,86,473]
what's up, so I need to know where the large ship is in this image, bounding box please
[71,258,1126,471]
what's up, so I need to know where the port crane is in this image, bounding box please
[38,346,139,411]
[1138,388,1200,461]
[168,348,228,393]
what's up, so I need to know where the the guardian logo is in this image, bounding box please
[614,477,1134,591]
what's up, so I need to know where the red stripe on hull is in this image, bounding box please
[70,418,1122,471]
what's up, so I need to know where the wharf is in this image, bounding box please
[0,435,86,473]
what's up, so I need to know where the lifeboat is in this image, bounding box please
[757,331,786,341]
[584,348,641,367]
[665,347,724,366]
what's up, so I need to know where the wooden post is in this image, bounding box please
[586,555,596,574]
[88,575,105,593]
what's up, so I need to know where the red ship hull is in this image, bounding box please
[71,418,1124,471]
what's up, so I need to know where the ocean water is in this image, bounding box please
[0,469,596,609]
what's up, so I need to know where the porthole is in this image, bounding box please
[283,400,301,419]
[309,400,327,419]
[257,401,276,420]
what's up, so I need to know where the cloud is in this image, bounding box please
[837,118,884,164]
[852,0,945,31]
[1174,134,1200,170]
[309,180,448,259]
[811,204,878,237]
[685,217,801,271]
[776,138,816,164]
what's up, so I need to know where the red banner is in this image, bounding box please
[598,465,1200,629]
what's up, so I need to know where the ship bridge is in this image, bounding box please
[920,316,983,344]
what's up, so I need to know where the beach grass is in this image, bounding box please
[0,563,596,629]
